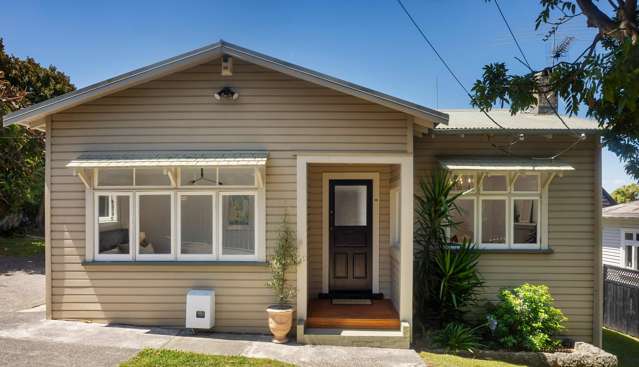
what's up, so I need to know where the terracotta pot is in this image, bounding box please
[266,305,294,343]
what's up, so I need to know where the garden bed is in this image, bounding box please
[423,342,617,367]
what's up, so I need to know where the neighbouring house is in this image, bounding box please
[602,188,617,208]
[2,41,602,348]
[603,200,639,270]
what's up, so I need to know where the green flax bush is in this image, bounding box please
[488,283,567,352]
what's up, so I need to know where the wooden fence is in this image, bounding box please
[603,265,639,337]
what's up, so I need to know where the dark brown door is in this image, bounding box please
[329,179,373,293]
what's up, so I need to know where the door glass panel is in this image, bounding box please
[334,185,367,226]
[138,195,172,255]
[97,195,130,255]
[481,199,506,244]
[180,195,213,255]
[221,195,255,255]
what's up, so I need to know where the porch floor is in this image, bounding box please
[306,299,400,330]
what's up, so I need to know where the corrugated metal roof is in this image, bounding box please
[438,156,574,171]
[3,40,447,129]
[434,109,599,134]
[66,151,268,168]
[603,201,639,218]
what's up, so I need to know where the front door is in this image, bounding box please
[329,179,373,294]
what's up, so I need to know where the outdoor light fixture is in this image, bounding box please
[213,86,239,101]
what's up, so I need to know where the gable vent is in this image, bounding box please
[221,55,233,76]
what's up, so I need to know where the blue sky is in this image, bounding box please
[1,0,632,191]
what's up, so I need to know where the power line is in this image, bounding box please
[395,0,522,154]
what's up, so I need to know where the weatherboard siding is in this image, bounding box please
[48,58,410,331]
[414,134,598,342]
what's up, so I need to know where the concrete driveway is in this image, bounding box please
[0,255,424,367]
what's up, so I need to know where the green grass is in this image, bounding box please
[120,349,295,367]
[419,352,525,367]
[603,328,639,367]
[0,234,44,257]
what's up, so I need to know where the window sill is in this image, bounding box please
[473,248,554,254]
[82,260,268,266]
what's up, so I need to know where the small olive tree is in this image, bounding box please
[267,215,300,306]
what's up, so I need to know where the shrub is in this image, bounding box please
[434,322,484,353]
[488,283,567,352]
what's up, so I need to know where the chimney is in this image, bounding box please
[526,69,558,115]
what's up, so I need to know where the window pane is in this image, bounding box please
[514,175,539,192]
[625,246,633,268]
[334,185,367,226]
[180,195,213,255]
[481,200,506,243]
[97,195,130,255]
[482,175,507,192]
[453,175,475,192]
[98,168,133,186]
[218,167,255,186]
[181,167,217,186]
[451,199,474,243]
[138,195,172,255]
[513,199,538,244]
[222,195,255,255]
[626,232,634,241]
[136,168,171,186]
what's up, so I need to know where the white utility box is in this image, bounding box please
[186,289,215,329]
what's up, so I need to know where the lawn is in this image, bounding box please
[602,328,639,367]
[419,352,526,367]
[0,234,44,257]
[120,349,294,367]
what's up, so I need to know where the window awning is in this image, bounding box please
[438,156,574,172]
[67,151,268,168]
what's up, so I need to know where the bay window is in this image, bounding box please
[450,172,545,249]
[91,166,264,262]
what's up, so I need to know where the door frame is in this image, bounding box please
[322,172,379,294]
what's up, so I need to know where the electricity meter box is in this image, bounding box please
[186,289,215,329]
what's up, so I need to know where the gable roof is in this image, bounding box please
[603,200,639,218]
[2,40,448,129]
[434,109,599,134]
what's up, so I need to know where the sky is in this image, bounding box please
[0,0,633,191]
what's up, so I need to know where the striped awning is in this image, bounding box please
[438,156,574,172]
[67,151,268,168]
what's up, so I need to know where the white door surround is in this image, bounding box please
[296,153,414,329]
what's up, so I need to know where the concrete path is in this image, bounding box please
[0,255,424,366]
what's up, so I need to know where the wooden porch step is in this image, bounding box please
[306,299,400,330]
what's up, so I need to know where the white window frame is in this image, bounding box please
[135,191,175,261]
[97,194,118,224]
[390,187,401,247]
[218,191,259,261]
[94,192,134,261]
[177,192,217,261]
[178,167,258,189]
[511,196,541,249]
[621,229,639,270]
[479,196,509,248]
[94,168,173,189]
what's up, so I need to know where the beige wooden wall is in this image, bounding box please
[48,57,410,331]
[414,134,598,342]
[307,164,393,299]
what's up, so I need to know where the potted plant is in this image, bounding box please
[266,215,300,343]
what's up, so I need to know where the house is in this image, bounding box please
[2,41,602,348]
[602,188,617,208]
[603,200,639,270]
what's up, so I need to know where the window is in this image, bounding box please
[622,230,639,270]
[390,188,401,246]
[220,193,257,259]
[92,166,262,262]
[449,172,545,249]
[95,193,132,260]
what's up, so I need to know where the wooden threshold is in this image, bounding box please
[306,298,400,330]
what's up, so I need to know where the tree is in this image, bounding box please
[0,39,74,231]
[612,183,639,203]
[472,1,639,177]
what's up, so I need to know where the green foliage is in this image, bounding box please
[435,240,484,322]
[414,170,483,328]
[120,348,294,367]
[488,284,567,352]
[266,215,300,305]
[612,183,639,204]
[0,38,74,227]
[433,322,484,353]
[474,2,639,179]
